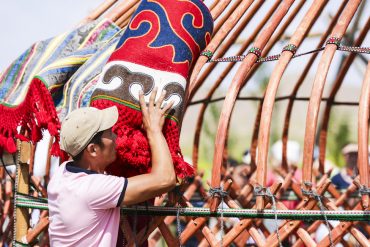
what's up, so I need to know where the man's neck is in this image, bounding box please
[73,159,105,174]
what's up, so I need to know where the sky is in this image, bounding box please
[1,1,369,80]
[0,0,105,71]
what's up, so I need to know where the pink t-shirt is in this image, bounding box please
[48,161,127,246]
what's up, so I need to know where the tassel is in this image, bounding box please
[31,126,43,143]
[15,134,30,142]
[50,141,69,162]
[92,98,194,178]
[115,126,150,170]
[47,122,59,136]
[6,137,17,153]
[0,133,6,149]
[172,154,194,179]
[35,111,50,128]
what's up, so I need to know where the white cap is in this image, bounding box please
[60,106,118,157]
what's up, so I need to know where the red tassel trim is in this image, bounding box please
[91,98,194,178]
[0,78,62,156]
[50,140,69,162]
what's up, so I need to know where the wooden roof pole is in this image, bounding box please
[79,0,119,25]
[256,0,328,210]
[208,0,220,12]
[241,0,306,172]
[104,0,139,22]
[209,0,295,212]
[188,0,255,97]
[191,1,279,169]
[301,0,362,195]
[188,0,278,105]
[191,0,266,169]
[219,0,306,203]
[209,0,232,21]
[116,2,139,28]
[217,0,306,175]
[317,16,370,174]
[189,0,265,101]
[281,1,347,172]
[357,61,370,209]
[213,0,243,35]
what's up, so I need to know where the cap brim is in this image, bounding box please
[99,106,119,131]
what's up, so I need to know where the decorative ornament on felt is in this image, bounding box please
[90,0,213,178]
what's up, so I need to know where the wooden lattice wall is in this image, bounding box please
[1,0,369,246]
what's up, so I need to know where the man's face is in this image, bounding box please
[97,128,117,168]
[345,152,358,171]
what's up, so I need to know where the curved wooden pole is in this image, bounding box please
[318,16,370,174]
[210,0,295,212]
[116,2,139,28]
[208,0,220,12]
[242,0,306,171]
[189,0,255,97]
[255,0,327,210]
[281,1,347,172]
[191,0,267,170]
[188,0,265,102]
[191,0,280,168]
[210,0,233,21]
[104,0,139,22]
[79,0,119,25]
[358,61,370,209]
[302,0,362,194]
[221,0,306,174]
[213,0,243,35]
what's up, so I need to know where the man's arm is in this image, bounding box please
[122,88,176,206]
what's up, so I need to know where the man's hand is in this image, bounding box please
[139,87,174,133]
[123,87,176,206]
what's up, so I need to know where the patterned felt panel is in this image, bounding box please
[0,19,121,156]
[90,0,213,178]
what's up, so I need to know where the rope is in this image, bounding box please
[301,183,333,247]
[0,156,15,183]
[209,186,228,247]
[14,240,29,246]
[12,141,21,247]
[254,186,282,247]
[359,185,370,195]
[176,205,182,247]
[172,185,184,246]
[200,37,370,64]
[188,95,360,106]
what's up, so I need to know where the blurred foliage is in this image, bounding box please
[327,114,350,168]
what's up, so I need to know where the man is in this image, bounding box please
[331,143,359,189]
[48,88,175,246]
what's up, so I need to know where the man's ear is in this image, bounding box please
[86,143,98,157]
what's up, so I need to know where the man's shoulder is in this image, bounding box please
[331,172,350,188]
